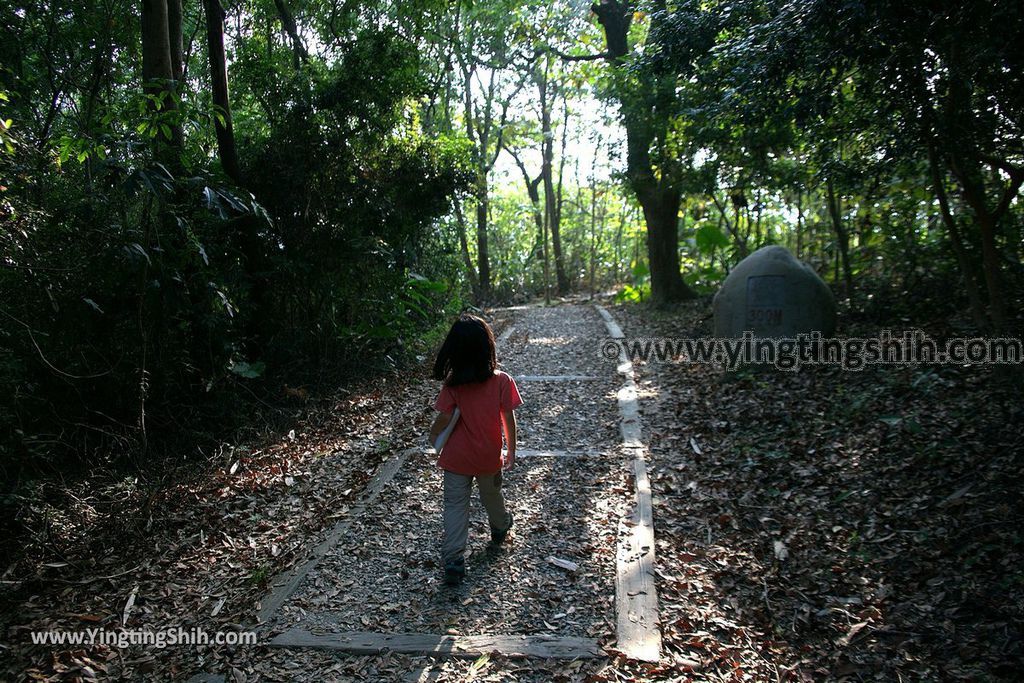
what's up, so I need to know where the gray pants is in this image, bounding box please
[441,469,509,565]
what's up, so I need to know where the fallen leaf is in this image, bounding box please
[122,585,138,626]
[774,540,789,561]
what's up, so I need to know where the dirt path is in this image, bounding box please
[240,303,647,681]
[14,299,1017,681]
[610,301,1024,681]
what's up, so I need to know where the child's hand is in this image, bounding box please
[501,409,517,470]
[429,410,455,449]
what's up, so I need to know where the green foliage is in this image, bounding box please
[605,0,1022,322]
[234,27,473,366]
[616,261,651,302]
[694,224,729,254]
[0,88,15,154]
[0,1,472,480]
[1,0,1022,484]
[228,360,266,379]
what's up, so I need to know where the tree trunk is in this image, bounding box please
[973,206,1007,333]
[458,59,508,302]
[538,64,570,296]
[593,0,695,305]
[273,0,308,68]
[927,142,988,330]
[453,200,480,298]
[638,183,690,303]
[795,189,804,259]
[753,188,763,248]
[167,0,183,81]
[542,138,569,296]
[541,183,551,305]
[167,0,184,150]
[200,1,267,348]
[825,177,854,298]
[589,179,601,299]
[949,153,1017,332]
[140,0,186,447]
[141,0,181,163]
[475,175,491,301]
[509,148,546,296]
[613,202,625,282]
[553,96,571,295]
[204,0,242,184]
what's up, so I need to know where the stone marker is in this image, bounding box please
[713,245,836,337]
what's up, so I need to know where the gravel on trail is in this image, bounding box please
[256,302,640,682]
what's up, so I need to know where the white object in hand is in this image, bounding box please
[433,407,461,452]
[546,556,579,572]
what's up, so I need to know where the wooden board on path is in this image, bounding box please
[613,453,661,662]
[515,374,600,382]
[270,629,603,659]
[595,305,662,663]
[255,447,417,625]
[515,448,596,458]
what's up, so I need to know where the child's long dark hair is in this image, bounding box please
[432,314,497,386]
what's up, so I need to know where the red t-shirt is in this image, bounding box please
[433,370,523,476]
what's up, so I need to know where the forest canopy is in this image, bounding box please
[1,0,1022,476]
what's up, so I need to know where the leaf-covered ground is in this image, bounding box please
[276,305,630,646]
[610,299,1024,681]
[1,365,444,680]
[2,298,1021,681]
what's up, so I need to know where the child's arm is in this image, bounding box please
[501,408,517,469]
[429,411,454,447]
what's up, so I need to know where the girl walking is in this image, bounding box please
[428,314,522,586]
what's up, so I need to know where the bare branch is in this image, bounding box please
[976,153,1024,178]
[550,47,608,62]
[992,169,1024,223]
[0,308,114,379]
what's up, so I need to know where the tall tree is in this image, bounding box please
[203,0,242,184]
[452,0,523,301]
[672,0,1024,328]
[141,0,183,162]
[591,0,696,304]
[506,143,549,301]
[537,54,571,296]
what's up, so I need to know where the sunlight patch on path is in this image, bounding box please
[596,304,662,663]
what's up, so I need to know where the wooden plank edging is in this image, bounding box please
[515,448,597,458]
[254,447,418,626]
[594,305,662,662]
[269,629,602,659]
[515,374,601,382]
